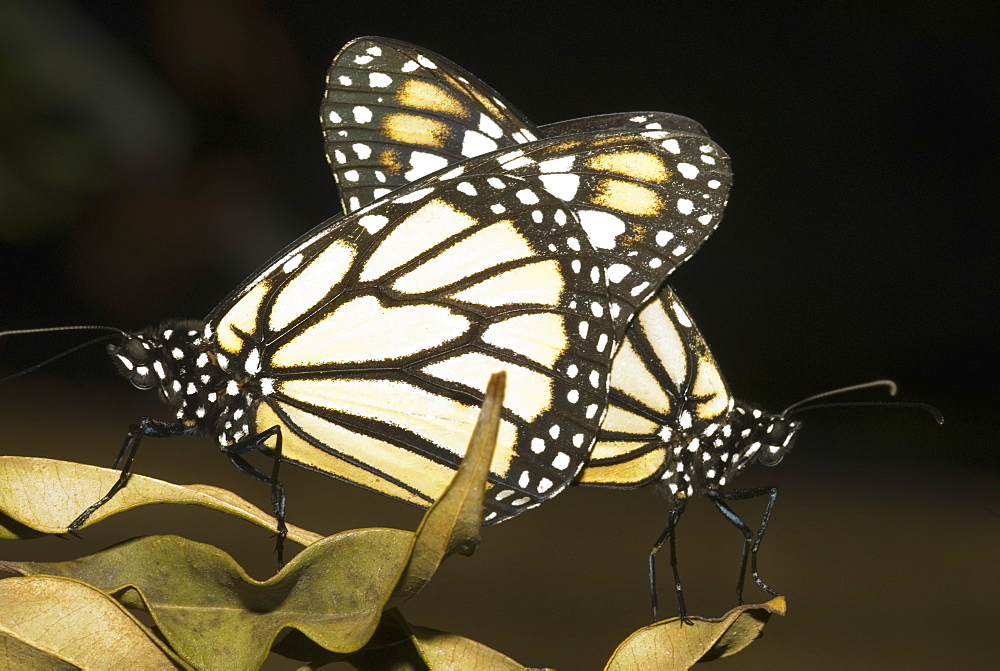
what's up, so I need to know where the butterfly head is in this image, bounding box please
[108,320,210,401]
[724,402,802,475]
[108,332,162,391]
[755,414,802,466]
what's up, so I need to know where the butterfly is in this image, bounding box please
[580,285,799,618]
[77,169,615,552]
[314,41,936,618]
[318,37,801,617]
[70,50,736,572]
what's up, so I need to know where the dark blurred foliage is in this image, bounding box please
[0,2,996,669]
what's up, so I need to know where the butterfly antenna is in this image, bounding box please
[782,379,942,424]
[0,325,127,339]
[0,325,126,384]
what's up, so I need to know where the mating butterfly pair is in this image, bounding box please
[75,37,798,619]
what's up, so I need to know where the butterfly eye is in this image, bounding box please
[106,337,158,390]
[758,420,801,466]
[765,421,789,445]
[122,337,151,365]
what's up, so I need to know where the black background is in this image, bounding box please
[1,2,996,669]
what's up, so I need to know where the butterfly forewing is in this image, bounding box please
[322,37,540,213]
[207,173,614,522]
[417,131,732,342]
[324,38,716,220]
[578,285,732,488]
[321,38,732,342]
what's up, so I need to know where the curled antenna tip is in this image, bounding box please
[881,380,899,397]
[851,379,898,396]
[783,379,900,416]
[928,405,945,424]
[781,379,943,426]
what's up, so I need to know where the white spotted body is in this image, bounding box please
[109,322,260,449]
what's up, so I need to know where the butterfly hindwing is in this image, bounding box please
[578,285,732,488]
[206,173,614,522]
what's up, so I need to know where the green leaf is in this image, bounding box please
[337,610,527,671]
[0,455,322,546]
[388,371,504,607]
[0,575,186,669]
[6,531,413,669]
[604,597,786,670]
[1,373,507,669]
[408,623,526,669]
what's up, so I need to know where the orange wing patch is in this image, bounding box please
[382,113,451,148]
[396,80,469,117]
[587,151,672,183]
[379,149,405,175]
[591,179,667,216]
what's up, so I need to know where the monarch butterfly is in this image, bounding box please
[319,39,789,503]
[317,38,899,619]
[63,38,733,572]
[581,285,800,619]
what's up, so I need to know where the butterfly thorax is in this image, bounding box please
[660,401,801,501]
[107,320,258,448]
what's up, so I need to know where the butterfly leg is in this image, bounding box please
[649,498,690,624]
[223,425,287,566]
[69,417,193,531]
[706,493,753,604]
[708,486,781,600]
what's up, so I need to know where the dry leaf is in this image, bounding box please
[0,455,321,545]
[605,597,786,670]
[0,575,185,669]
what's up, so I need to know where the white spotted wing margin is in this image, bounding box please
[322,36,541,212]
[320,37,733,342]
[322,37,711,211]
[206,173,615,523]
